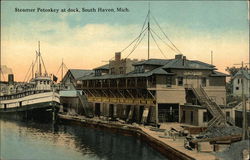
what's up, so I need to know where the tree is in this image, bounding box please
[225,66,241,104]
[225,66,241,77]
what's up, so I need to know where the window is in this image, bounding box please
[236,87,239,90]
[238,79,240,84]
[177,77,183,86]
[182,111,186,122]
[190,111,193,124]
[119,67,124,74]
[203,112,208,122]
[166,77,172,87]
[135,66,144,73]
[202,77,206,87]
[226,112,230,118]
[111,68,115,74]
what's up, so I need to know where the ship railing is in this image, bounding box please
[0,89,52,101]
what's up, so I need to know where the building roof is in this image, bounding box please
[233,70,250,80]
[235,99,250,111]
[93,64,109,70]
[162,59,215,70]
[210,71,228,77]
[59,90,78,97]
[69,69,93,79]
[78,66,173,80]
[62,69,94,83]
[133,57,215,70]
[133,59,169,66]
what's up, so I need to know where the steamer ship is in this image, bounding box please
[0,42,60,121]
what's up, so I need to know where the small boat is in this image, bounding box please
[0,42,60,121]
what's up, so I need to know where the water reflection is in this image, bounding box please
[0,119,166,160]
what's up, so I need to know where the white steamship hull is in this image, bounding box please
[0,91,60,121]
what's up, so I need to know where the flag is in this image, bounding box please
[53,75,58,82]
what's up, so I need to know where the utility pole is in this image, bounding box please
[234,61,249,140]
[240,61,248,140]
[211,50,213,65]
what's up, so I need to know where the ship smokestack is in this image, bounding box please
[182,56,186,66]
[8,74,14,84]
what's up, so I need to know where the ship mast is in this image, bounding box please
[147,3,150,60]
[61,59,63,81]
[38,41,42,76]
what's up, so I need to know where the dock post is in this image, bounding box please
[52,105,55,123]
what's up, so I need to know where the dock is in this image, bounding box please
[58,114,217,160]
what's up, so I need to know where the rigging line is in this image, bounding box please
[120,12,149,53]
[120,26,148,53]
[23,54,38,82]
[151,15,182,54]
[129,27,147,55]
[150,31,167,59]
[126,29,147,58]
[23,62,33,82]
[0,69,6,81]
[63,63,69,71]
[56,63,62,76]
[150,28,178,54]
[26,71,32,83]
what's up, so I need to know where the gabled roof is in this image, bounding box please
[93,64,109,70]
[210,71,228,77]
[133,59,169,66]
[162,59,215,70]
[233,70,250,80]
[62,69,94,82]
[69,69,93,79]
[133,57,215,70]
[78,67,173,80]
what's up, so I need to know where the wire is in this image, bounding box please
[120,12,149,53]
[125,28,147,58]
[150,28,178,54]
[152,15,182,54]
[23,63,33,82]
[56,64,62,76]
[150,31,167,59]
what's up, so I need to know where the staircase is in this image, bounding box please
[77,91,94,118]
[187,85,234,127]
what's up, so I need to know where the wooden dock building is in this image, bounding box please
[71,53,234,127]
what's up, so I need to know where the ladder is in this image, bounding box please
[77,91,94,118]
[187,85,234,127]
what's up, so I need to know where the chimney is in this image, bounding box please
[175,54,183,59]
[8,74,14,84]
[182,56,186,66]
[115,52,121,61]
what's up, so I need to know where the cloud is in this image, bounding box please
[0,65,13,74]
[1,17,248,81]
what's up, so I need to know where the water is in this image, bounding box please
[0,119,167,160]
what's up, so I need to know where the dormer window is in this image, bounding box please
[135,65,144,73]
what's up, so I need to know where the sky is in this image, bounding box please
[1,1,249,81]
